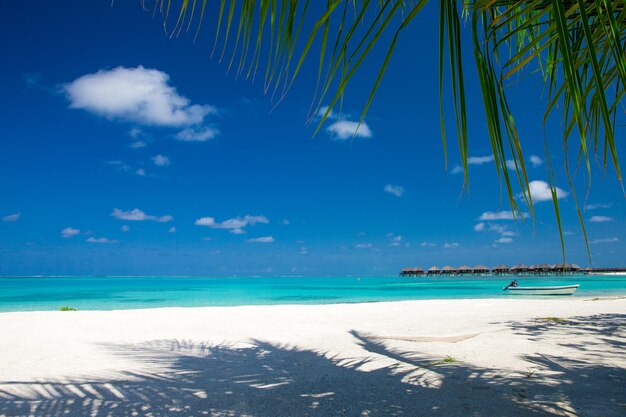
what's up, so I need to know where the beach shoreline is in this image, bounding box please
[1,298,625,415]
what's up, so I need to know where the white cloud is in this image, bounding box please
[495,237,513,244]
[451,165,464,175]
[451,155,494,173]
[525,180,569,203]
[317,105,337,119]
[2,213,21,222]
[86,237,117,244]
[467,155,494,165]
[355,243,373,249]
[64,66,216,127]
[585,203,612,210]
[195,215,269,233]
[130,141,147,149]
[247,236,274,243]
[529,155,543,167]
[443,242,459,249]
[107,160,131,172]
[508,156,543,169]
[327,120,372,140]
[387,233,402,246]
[590,237,619,244]
[107,160,125,165]
[195,217,216,227]
[488,223,516,237]
[420,242,436,247]
[479,211,528,221]
[384,184,405,197]
[590,216,613,222]
[111,208,173,222]
[168,227,176,233]
[505,159,517,170]
[299,246,308,255]
[473,222,485,232]
[61,227,80,238]
[152,154,170,167]
[129,127,143,138]
[107,160,147,176]
[120,225,130,232]
[176,127,219,142]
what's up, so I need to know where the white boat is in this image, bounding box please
[505,284,580,296]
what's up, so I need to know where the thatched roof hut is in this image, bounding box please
[511,264,530,273]
[473,265,489,274]
[400,267,426,276]
[532,263,551,273]
[427,266,441,275]
[492,264,509,274]
[457,265,472,274]
[552,263,579,272]
[441,266,457,274]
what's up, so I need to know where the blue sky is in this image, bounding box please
[0,0,623,276]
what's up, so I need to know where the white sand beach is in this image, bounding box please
[1,298,625,416]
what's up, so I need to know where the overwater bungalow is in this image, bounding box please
[532,263,552,274]
[441,266,457,275]
[473,265,489,275]
[400,267,425,276]
[553,263,581,273]
[492,265,510,275]
[457,265,473,274]
[401,263,622,277]
[427,266,441,275]
[510,264,530,274]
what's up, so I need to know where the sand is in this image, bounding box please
[0,298,624,416]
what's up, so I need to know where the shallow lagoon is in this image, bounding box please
[1,274,625,312]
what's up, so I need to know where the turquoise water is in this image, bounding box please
[1,275,626,312]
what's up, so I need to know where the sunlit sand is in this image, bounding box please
[1,298,624,416]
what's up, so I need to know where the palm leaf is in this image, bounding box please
[146,0,625,259]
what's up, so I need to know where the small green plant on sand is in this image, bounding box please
[59,306,77,311]
[538,317,567,323]
[522,368,536,379]
[434,355,457,366]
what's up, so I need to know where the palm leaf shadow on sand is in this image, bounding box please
[1,315,625,416]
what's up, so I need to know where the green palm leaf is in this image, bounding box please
[146,0,625,259]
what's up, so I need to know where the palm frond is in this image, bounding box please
[145,0,625,258]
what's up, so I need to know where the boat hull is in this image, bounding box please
[507,284,579,296]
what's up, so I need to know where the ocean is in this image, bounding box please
[1,274,626,312]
